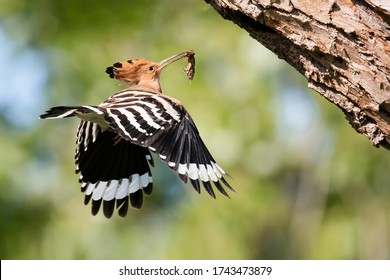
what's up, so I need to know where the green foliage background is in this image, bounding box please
[1,0,389,259]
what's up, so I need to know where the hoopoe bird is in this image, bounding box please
[40,50,234,218]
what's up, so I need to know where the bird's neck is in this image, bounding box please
[138,79,162,93]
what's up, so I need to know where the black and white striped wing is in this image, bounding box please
[40,105,104,120]
[99,90,234,198]
[75,120,153,218]
[41,105,154,218]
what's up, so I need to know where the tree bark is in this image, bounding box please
[205,0,390,149]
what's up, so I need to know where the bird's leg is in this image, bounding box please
[112,134,123,145]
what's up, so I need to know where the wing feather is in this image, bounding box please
[75,119,153,217]
[100,89,234,198]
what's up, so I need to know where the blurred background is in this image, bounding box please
[1,0,389,260]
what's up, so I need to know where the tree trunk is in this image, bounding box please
[205,0,390,149]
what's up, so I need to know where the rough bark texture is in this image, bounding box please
[205,0,390,149]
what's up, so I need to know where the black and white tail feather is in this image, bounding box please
[40,89,234,218]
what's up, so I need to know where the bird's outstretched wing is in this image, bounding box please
[75,120,153,218]
[100,89,234,198]
[41,106,154,218]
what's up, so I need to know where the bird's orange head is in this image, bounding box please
[106,50,194,92]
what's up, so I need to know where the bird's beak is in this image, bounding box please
[157,50,194,71]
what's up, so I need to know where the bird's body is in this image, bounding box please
[41,51,233,218]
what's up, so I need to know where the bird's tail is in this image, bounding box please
[40,105,102,119]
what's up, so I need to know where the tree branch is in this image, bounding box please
[205,0,390,149]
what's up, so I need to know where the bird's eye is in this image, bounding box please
[148,66,154,72]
